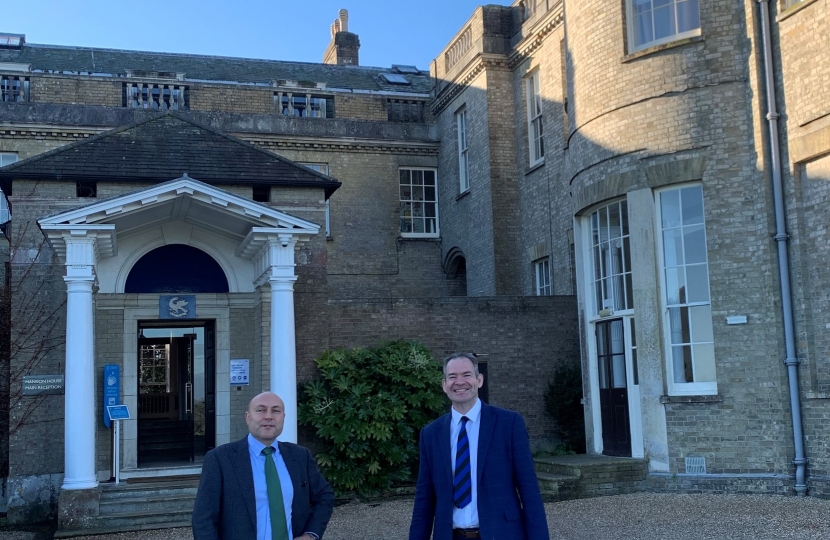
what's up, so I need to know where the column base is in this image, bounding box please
[58,486,100,530]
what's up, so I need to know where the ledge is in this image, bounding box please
[660,394,723,404]
[622,35,704,64]
[778,0,820,22]
[455,189,471,202]
[525,159,546,175]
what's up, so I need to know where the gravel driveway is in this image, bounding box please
[3,492,830,539]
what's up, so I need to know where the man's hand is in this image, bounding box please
[294,534,317,540]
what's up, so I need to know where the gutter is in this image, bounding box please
[756,0,807,496]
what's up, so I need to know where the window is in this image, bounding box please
[76,181,97,198]
[300,163,331,237]
[456,107,469,192]
[658,184,716,395]
[526,70,544,165]
[387,99,426,123]
[1,75,29,103]
[0,152,17,224]
[535,258,551,296]
[399,168,439,237]
[123,83,189,110]
[276,93,334,118]
[252,185,270,203]
[627,0,700,52]
[590,200,633,315]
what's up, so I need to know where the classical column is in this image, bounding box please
[266,234,300,442]
[62,236,98,490]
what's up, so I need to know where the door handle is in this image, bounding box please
[185,382,193,414]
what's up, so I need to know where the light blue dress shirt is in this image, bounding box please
[450,398,481,528]
[248,433,294,540]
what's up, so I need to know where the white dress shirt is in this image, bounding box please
[248,433,294,540]
[450,398,481,528]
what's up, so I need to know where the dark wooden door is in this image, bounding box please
[597,319,631,457]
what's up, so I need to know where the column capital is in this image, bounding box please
[236,227,316,287]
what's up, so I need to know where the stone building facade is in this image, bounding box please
[0,0,828,529]
[0,8,580,527]
[429,0,830,501]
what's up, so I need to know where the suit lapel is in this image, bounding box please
[477,403,495,485]
[440,413,453,487]
[278,441,302,522]
[231,437,257,528]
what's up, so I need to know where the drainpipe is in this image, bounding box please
[757,0,807,496]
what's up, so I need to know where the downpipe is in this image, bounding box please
[757,0,807,496]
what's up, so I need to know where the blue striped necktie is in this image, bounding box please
[453,416,472,508]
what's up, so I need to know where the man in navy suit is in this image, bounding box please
[409,353,550,540]
[192,391,334,540]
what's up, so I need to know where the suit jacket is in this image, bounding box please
[192,437,334,540]
[409,402,550,540]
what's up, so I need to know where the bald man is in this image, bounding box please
[192,392,334,540]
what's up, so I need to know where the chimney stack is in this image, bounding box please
[323,8,360,66]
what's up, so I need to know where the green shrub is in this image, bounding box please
[298,341,446,495]
[544,364,586,454]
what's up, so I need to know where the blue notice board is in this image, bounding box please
[107,405,131,421]
[103,364,120,428]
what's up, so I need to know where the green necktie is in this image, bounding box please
[261,446,289,540]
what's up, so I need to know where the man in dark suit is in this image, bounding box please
[192,391,334,540]
[409,353,550,540]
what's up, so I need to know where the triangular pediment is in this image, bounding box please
[39,175,319,260]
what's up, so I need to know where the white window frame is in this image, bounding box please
[0,152,17,224]
[626,0,701,53]
[534,258,551,296]
[589,200,633,316]
[300,163,331,237]
[526,70,544,166]
[399,167,439,238]
[456,107,470,193]
[656,183,717,396]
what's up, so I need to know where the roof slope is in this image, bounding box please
[0,43,432,94]
[0,113,341,197]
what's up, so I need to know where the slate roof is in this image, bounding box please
[0,43,432,94]
[0,113,342,198]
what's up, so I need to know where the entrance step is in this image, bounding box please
[534,454,648,501]
[55,478,200,536]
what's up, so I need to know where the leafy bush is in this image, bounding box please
[298,341,446,495]
[544,364,586,453]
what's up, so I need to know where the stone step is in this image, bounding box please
[54,521,193,539]
[99,493,196,515]
[534,457,583,477]
[100,479,199,500]
[91,509,193,529]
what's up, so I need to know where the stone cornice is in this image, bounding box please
[431,55,512,115]
[508,4,565,69]
[430,6,564,116]
[238,134,440,155]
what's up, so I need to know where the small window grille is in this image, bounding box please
[76,181,97,198]
[275,93,333,118]
[685,456,706,474]
[387,99,425,123]
[123,83,189,110]
[1,76,29,103]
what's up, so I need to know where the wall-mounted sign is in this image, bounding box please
[230,359,250,386]
[106,405,131,421]
[22,375,64,395]
[103,364,120,428]
[160,295,196,319]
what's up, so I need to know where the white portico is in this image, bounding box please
[39,175,319,490]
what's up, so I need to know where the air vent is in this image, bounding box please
[685,457,706,474]
[380,73,410,85]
